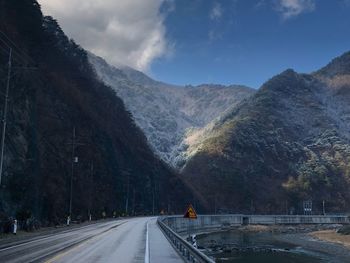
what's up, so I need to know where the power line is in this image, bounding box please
[0,39,29,65]
[0,43,26,65]
[0,30,36,65]
[0,48,12,185]
[0,30,35,63]
[0,31,90,197]
[0,31,39,186]
[0,45,31,67]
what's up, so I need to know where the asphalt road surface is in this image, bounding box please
[0,217,183,263]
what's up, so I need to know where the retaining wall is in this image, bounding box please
[162,214,349,234]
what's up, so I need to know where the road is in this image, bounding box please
[0,217,183,263]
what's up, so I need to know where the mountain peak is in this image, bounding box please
[260,68,301,92]
[89,54,255,166]
[282,68,297,75]
[182,52,350,213]
[316,50,350,77]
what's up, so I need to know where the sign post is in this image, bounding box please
[184,204,198,242]
[303,200,312,215]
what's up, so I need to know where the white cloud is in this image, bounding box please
[38,0,173,72]
[276,0,315,19]
[208,2,225,41]
[210,2,223,20]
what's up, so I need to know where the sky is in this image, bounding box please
[38,0,350,89]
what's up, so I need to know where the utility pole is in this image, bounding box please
[168,201,170,215]
[68,127,82,219]
[132,188,135,216]
[88,161,94,221]
[125,171,130,215]
[323,200,325,215]
[0,48,12,186]
[69,127,76,218]
[214,195,217,215]
[152,184,155,215]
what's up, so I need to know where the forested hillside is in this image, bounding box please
[182,54,350,214]
[0,0,188,225]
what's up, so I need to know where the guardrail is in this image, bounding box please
[158,214,349,262]
[157,217,215,263]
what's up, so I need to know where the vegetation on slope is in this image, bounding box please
[183,61,350,214]
[0,0,188,226]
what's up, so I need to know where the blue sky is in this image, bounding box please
[40,0,350,89]
[151,0,350,88]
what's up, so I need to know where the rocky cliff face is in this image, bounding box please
[89,54,255,166]
[182,53,350,214]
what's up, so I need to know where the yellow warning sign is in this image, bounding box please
[183,204,197,219]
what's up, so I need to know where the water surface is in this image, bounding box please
[196,231,324,263]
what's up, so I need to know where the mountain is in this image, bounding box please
[89,54,255,166]
[181,52,350,214]
[0,0,188,223]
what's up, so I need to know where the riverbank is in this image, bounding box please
[278,232,350,263]
[196,224,350,263]
[251,225,350,263]
[194,224,344,245]
[255,224,350,262]
[310,229,350,248]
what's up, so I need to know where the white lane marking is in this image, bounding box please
[0,235,56,252]
[45,224,122,263]
[144,220,150,263]
[0,221,124,252]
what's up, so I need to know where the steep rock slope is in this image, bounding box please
[89,54,255,166]
[182,52,350,214]
[0,0,188,222]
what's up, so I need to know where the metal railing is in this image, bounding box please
[157,217,215,263]
[158,214,349,262]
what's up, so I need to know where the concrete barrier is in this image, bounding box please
[162,214,349,234]
[162,215,243,234]
[249,215,349,225]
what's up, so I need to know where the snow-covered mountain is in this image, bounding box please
[88,54,255,166]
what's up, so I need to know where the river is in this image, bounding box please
[196,230,348,262]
